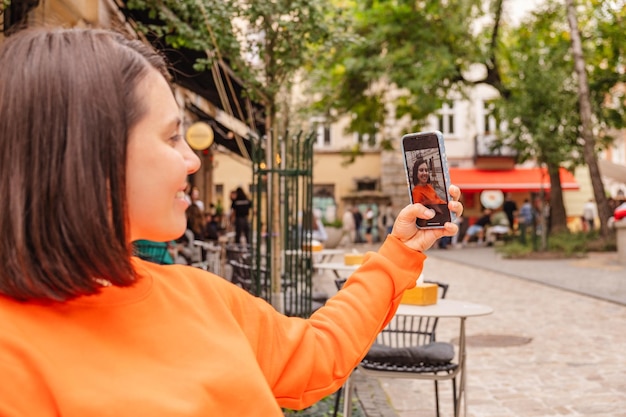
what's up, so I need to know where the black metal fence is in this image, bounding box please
[249,131,316,317]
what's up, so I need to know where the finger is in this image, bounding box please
[448,200,463,217]
[414,203,436,219]
[398,203,435,221]
[449,185,461,202]
[441,221,459,236]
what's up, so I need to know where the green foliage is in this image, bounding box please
[494,1,582,168]
[497,230,617,258]
[322,219,343,228]
[304,0,625,169]
[547,231,591,256]
[547,230,617,254]
[495,241,534,258]
[127,0,348,110]
[305,0,487,140]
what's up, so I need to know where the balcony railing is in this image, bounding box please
[474,133,517,170]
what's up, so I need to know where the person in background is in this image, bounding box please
[364,206,375,244]
[231,187,252,245]
[379,202,395,238]
[174,204,206,265]
[186,203,206,241]
[451,214,465,247]
[311,209,328,243]
[461,208,492,246]
[203,212,221,242]
[485,209,511,245]
[340,206,355,246]
[502,192,518,230]
[190,186,205,212]
[518,198,535,244]
[0,27,463,416]
[582,198,597,232]
[352,206,364,243]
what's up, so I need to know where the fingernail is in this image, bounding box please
[426,209,435,217]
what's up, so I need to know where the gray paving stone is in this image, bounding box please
[311,243,626,417]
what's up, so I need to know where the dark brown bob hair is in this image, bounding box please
[412,157,431,186]
[0,28,170,301]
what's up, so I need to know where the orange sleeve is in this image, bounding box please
[230,235,425,409]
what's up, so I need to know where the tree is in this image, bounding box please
[306,0,626,236]
[494,4,583,234]
[308,0,488,142]
[127,0,347,310]
[565,0,625,237]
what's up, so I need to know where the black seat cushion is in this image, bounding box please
[364,342,454,365]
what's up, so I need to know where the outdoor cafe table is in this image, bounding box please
[395,300,493,416]
[343,299,493,417]
[283,248,346,264]
[312,261,359,279]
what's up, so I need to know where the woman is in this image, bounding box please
[411,158,447,205]
[0,28,462,416]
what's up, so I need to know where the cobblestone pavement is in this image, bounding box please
[314,243,626,417]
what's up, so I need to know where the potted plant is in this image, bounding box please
[322,219,343,249]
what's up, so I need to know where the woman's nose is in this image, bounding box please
[182,142,201,174]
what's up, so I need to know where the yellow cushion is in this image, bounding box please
[344,253,364,265]
[400,283,438,306]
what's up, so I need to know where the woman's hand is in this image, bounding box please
[391,185,463,252]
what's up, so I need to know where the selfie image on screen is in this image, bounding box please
[404,143,450,226]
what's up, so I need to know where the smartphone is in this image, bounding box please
[401,130,453,228]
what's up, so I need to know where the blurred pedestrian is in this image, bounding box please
[518,198,534,244]
[231,187,252,245]
[380,202,395,237]
[352,206,364,243]
[582,198,597,232]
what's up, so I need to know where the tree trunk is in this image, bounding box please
[547,163,568,234]
[565,0,611,237]
[266,105,284,313]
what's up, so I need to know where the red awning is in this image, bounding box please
[450,167,579,193]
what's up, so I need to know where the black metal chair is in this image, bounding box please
[228,259,327,314]
[225,244,251,265]
[332,279,456,417]
[228,259,262,295]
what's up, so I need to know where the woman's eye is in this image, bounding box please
[169,134,183,144]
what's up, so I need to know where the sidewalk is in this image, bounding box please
[427,245,626,305]
[319,243,626,417]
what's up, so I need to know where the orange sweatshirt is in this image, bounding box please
[412,184,446,205]
[0,236,425,416]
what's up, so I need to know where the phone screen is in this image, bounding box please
[402,132,452,228]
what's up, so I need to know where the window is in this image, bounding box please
[322,125,331,146]
[354,132,370,145]
[355,178,378,191]
[437,102,455,135]
[310,117,331,147]
[482,101,497,134]
[353,131,381,148]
